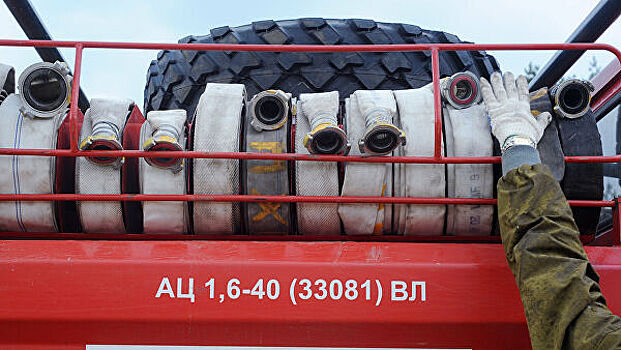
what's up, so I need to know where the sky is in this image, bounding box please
[0,0,619,106]
[0,0,620,186]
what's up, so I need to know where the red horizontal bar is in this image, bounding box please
[0,193,612,207]
[3,148,621,164]
[0,232,598,244]
[0,39,618,58]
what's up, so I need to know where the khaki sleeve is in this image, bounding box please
[498,163,621,350]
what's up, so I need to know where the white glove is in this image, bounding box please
[480,72,551,149]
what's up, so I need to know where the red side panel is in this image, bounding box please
[1,240,621,350]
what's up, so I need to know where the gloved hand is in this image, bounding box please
[480,72,551,150]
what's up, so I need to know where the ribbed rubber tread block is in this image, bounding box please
[144,18,499,119]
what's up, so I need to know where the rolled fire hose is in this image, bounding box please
[393,84,445,235]
[0,62,71,232]
[441,72,494,235]
[339,90,398,235]
[76,97,133,233]
[294,91,342,235]
[192,83,246,234]
[243,90,292,234]
[444,103,494,235]
[139,109,189,234]
[550,80,602,236]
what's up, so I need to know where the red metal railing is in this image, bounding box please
[0,40,620,234]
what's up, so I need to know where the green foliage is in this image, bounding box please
[524,62,540,83]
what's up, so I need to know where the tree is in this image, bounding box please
[524,62,540,83]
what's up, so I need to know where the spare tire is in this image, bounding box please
[144,18,500,117]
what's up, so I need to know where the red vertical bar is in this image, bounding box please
[69,44,84,152]
[431,47,442,160]
[614,198,621,246]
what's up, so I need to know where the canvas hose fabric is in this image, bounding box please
[243,91,291,235]
[192,83,245,234]
[295,91,341,235]
[339,90,394,235]
[393,84,445,235]
[0,92,63,232]
[444,103,494,235]
[139,109,188,234]
[76,97,133,233]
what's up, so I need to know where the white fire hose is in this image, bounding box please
[76,98,133,233]
[294,91,341,235]
[193,83,246,234]
[394,77,493,236]
[444,104,494,235]
[139,109,189,234]
[339,90,397,235]
[394,84,445,235]
[0,62,71,232]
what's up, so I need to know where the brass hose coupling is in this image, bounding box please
[358,108,406,155]
[79,121,124,168]
[303,116,350,155]
[142,123,184,173]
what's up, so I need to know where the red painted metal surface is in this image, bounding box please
[0,39,620,349]
[0,41,618,208]
[591,58,621,112]
[0,240,620,350]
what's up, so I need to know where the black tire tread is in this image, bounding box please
[144,18,500,117]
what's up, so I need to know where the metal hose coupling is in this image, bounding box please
[142,110,186,173]
[550,79,594,119]
[248,90,290,132]
[18,61,72,119]
[358,107,406,155]
[301,91,350,155]
[79,99,130,168]
[440,71,481,109]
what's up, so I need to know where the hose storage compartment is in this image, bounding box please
[76,98,133,233]
[243,90,292,234]
[294,91,342,234]
[140,109,189,234]
[192,83,246,234]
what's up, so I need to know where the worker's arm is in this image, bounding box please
[499,149,621,350]
[481,72,621,350]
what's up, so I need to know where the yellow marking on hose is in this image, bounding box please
[373,184,387,235]
[250,189,287,225]
[248,141,286,173]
